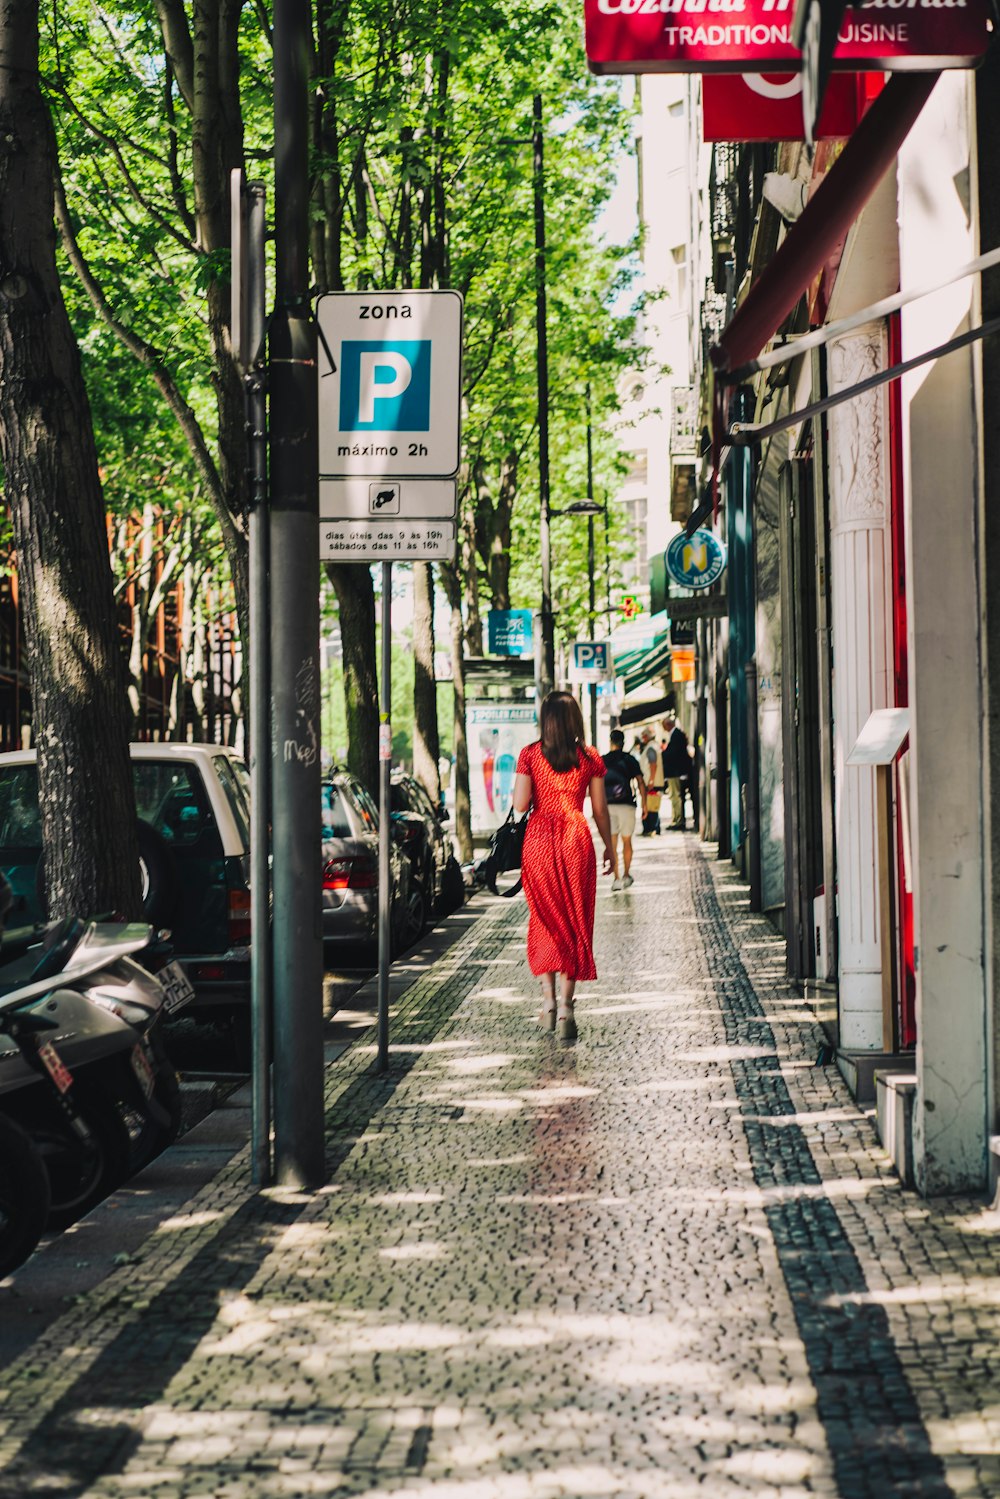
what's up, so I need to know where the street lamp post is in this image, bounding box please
[585,386,597,744]
[534,94,554,709]
[550,494,605,724]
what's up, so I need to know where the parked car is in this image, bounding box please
[322,769,422,953]
[0,744,252,1019]
[390,771,464,917]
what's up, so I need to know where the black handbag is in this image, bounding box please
[481,808,529,897]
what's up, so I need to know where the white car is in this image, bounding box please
[0,744,252,1017]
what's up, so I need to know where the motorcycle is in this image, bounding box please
[0,916,193,1233]
[0,1112,51,1277]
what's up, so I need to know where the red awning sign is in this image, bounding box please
[585,0,990,75]
[702,71,866,141]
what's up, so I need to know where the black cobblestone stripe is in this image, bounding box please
[0,904,523,1499]
[688,847,953,1499]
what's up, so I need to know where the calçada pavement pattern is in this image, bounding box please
[2,835,1000,1496]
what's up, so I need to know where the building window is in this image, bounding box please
[625,451,648,488]
[672,244,687,306]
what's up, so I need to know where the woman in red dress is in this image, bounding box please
[512,691,613,1041]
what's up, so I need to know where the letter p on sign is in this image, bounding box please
[340,340,432,432]
[358,351,411,422]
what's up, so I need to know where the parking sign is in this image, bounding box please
[317,291,463,477]
[569,641,610,683]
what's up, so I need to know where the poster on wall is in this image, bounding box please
[468,703,538,836]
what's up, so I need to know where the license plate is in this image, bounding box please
[131,1041,156,1098]
[160,960,195,1014]
[37,1040,73,1094]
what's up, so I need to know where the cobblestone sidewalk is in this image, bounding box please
[1,835,999,1498]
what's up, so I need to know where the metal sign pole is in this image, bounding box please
[378,561,392,1074]
[246,182,271,1187]
[270,0,324,1189]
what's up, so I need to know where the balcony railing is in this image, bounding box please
[670,386,698,458]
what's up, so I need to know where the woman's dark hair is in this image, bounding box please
[540,691,588,772]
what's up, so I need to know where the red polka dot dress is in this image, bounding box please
[516,741,606,981]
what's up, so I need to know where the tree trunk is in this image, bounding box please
[157,0,250,649]
[461,488,483,656]
[412,561,440,802]
[326,562,378,797]
[0,0,140,918]
[439,562,472,861]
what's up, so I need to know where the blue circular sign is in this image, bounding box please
[665,529,727,591]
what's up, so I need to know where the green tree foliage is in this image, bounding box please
[44,0,640,789]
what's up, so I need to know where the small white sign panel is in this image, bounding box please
[569,641,611,683]
[319,520,456,563]
[320,477,457,521]
[317,290,463,478]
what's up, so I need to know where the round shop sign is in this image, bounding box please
[665,529,727,592]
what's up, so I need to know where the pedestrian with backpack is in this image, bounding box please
[603,729,647,890]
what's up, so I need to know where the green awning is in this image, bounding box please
[622,637,672,695]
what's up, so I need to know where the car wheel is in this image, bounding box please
[34,822,179,926]
[137,821,180,927]
[397,881,427,952]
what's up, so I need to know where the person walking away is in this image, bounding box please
[602,729,646,891]
[636,726,663,835]
[513,691,613,1041]
[661,712,691,830]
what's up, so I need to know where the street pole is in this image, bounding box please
[534,94,553,710]
[378,562,392,1074]
[269,0,324,1189]
[243,179,271,1187]
[585,385,598,745]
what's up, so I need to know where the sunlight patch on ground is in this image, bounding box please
[446,1053,520,1075]
[827,1279,1000,1308]
[379,1242,445,1261]
[676,1046,776,1063]
[519,1085,600,1103]
[157,1209,227,1231]
[466,1154,531,1167]
[371,1190,445,1205]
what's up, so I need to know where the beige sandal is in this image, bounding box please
[556,1004,577,1042]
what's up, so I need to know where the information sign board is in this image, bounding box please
[665,530,727,591]
[569,641,611,683]
[488,610,534,657]
[319,519,456,563]
[317,290,463,478]
[320,477,457,520]
[584,0,989,76]
[468,703,538,836]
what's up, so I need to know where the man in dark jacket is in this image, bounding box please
[661,713,691,830]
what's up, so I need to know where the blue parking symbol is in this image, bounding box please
[339,340,432,432]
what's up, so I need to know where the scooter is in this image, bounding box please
[0,1113,51,1277]
[0,917,193,1231]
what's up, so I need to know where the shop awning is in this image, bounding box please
[710,72,938,382]
[621,636,672,696]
